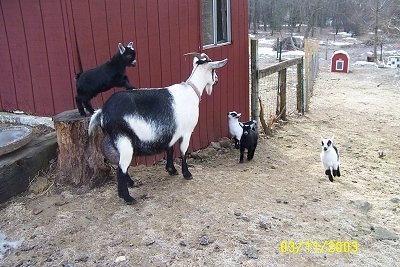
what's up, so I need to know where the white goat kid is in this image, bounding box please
[89,53,228,204]
[320,136,341,182]
[227,111,243,149]
[227,111,257,149]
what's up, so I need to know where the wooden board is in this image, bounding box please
[0,132,57,204]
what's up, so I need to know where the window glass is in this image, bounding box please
[336,60,344,70]
[202,0,214,45]
[202,0,231,47]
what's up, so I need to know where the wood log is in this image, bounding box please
[53,109,111,190]
[0,132,57,203]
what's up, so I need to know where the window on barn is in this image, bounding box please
[336,60,344,71]
[202,0,231,47]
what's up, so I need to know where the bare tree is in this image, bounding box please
[387,13,400,35]
[373,0,380,62]
[248,0,400,42]
[303,0,326,38]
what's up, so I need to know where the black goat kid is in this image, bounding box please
[75,42,137,116]
[239,123,258,163]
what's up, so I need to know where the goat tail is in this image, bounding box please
[88,109,103,135]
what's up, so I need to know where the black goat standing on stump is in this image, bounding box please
[75,42,137,116]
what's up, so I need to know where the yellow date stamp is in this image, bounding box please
[280,240,359,254]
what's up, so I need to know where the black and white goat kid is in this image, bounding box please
[320,136,341,182]
[89,53,227,204]
[227,111,256,149]
[75,42,137,116]
[239,122,258,163]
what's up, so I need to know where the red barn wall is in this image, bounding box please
[0,0,249,165]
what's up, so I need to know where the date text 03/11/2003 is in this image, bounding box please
[280,240,359,254]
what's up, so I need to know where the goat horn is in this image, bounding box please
[184,52,212,62]
[184,52,203,60]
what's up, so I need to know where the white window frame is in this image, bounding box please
[336,59,344,71]
[202,0,231,49]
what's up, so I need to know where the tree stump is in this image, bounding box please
[53,109,111,190]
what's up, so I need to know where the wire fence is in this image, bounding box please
[304,39,320,111]
[258,65,300,121]
[250,38,319,134]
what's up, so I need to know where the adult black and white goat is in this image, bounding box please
[88,53,228,204]
[320,136,341,182]
[227,111,257,149]
[76,42,137,116]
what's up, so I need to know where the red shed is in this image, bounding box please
[331,50,350,73]
[0,0,249,165]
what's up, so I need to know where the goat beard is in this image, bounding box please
[205,84,213,95]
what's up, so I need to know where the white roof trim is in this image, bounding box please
[331,50,350,59]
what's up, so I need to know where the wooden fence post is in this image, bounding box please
[297,57,304,114]
[278,68,287,121]
[250,39,260,122]
[304,39,319,112]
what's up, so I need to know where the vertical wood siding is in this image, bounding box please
[0,0,249,165]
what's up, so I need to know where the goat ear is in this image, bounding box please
[127,42,134,50]
[209,58,228,69]
[321,136,324,142]
[237,113,242,117]
[331,135,335,141]
[118,43,125,55]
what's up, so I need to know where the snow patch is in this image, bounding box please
[258,46,304,57]
[333,32,353,37]
[330,41,354,47]
[0,112,54,129]
[353,61,378,67]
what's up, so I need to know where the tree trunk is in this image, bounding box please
[252,0,259,34]
[53,109,111,191]
[373,0,379,62]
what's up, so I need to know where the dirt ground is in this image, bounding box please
[1,37,400,266]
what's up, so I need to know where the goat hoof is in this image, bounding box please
[328,176,334,182]
[183,173,193,180]
[125,198,137,205]
[239,160,243,163]
[123,195,137,205]
[166,168,178,176]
